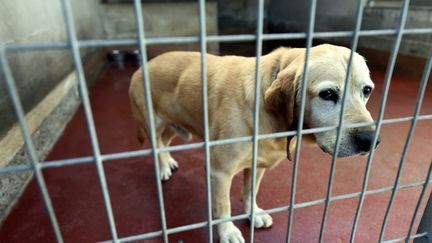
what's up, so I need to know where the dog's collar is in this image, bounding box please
[271,63,280,81]
[286,123,297,161]
[286,91,298,161]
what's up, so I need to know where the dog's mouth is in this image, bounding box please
[319,144,369,158]
[359,151,369,156]
[320,146,327,153]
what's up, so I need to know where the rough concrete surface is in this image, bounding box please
[0,0,104,138]
[0,86,80,224]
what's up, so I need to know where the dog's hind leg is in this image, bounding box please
[157,126,178,181]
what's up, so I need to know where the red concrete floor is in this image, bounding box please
[1,55,432,243]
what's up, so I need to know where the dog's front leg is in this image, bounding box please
[212,171,245,243]
[242,168,273,229]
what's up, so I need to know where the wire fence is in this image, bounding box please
[1,0,432,242]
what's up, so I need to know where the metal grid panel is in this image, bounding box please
[249,0,265,242]
[286,0,317,242]
[0,49,63,243]
[1,0,432,242]
[319,0,366,241]
[197,0,214,241]
[59,0,120,241]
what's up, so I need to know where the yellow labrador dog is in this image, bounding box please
[129,44,380,242]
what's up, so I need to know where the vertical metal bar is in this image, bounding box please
[285,0,317,242]
[197,0,213,242]
[350,0,411,242]
[407,161,432,243]
[0,48,64,243]
[379,47,431,242]
[132,0,169,242]
[414,193,432,243]
[58,0,119,242]
[249,0,265,241]
[318,0,366,242]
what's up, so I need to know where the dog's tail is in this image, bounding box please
[129,72,149,144]
[129,95,148,144]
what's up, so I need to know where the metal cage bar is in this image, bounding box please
[379,45,432,241]
[5,28,432,52]
[248,0,265,241]
[197,0,213,241]
[2,0,432,242]
[132,0,169,242]
[98,179,431,242]
[350,0,411,241]
[286,0,317,242]
[404,53,432,243]
[0,49,64,243]
[413,184,432,243]
[59,0,120,241]
[318,0,366,241]
[0,114,430,178]
[0,116,431,177]
[382,232,428,243]
[0,114,432,175]
[406,161,432,243]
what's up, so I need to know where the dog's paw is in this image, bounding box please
[160,158,178,181]
[218,223,245,243]
[168,158,178,170]
[160,165,172,181]
[251,209,273,229]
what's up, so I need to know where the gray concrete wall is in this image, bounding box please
[1,1,219,139]
[218,0,431,57]
[0,0,105,138]
[266,0,432,57]
[360,6,432,57]
[267,0,359,33]
[0,1,219,224]
[99,2,219,54]
[0,0,106,224]
[218,0,258,34]
[218,0,359,34]
[100,2,218,38]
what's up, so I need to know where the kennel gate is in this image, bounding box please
[1,0,432,242]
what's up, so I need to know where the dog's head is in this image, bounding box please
[265,44,380,158]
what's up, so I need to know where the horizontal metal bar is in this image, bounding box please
[1,114,431,176]
[0,164,33,174]
[208,34,256,42]
[381,232,428,243]
[5,28,432,52]
[5,42,70,51]
[103,114,432,160]
[42,156,95,168]
[98,179,431,242]
[80,38,137,48]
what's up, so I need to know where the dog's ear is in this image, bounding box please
[264,66,298,130]
[264,65,298,160]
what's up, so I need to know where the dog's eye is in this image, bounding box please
[319,89,338,103]
[363,86,372,97]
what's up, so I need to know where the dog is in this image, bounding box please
[129,44,380,243]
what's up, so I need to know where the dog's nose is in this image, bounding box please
[354,131,379,152]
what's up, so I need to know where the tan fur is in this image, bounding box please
[129,44,377,242]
